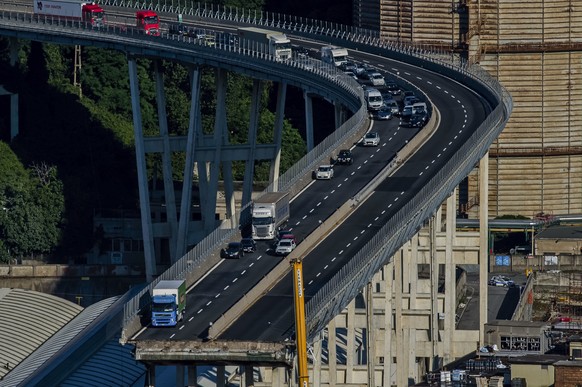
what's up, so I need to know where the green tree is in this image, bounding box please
[0,143,64,261]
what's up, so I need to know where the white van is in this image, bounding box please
[412,102,427,115]
[365,88,383,111]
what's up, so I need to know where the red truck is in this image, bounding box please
[136,10,160,36]
[33,0,105,27]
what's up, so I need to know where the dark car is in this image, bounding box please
[408,112,429,128]
[240,238,257,253]
[336,149,353,165]
[220,242,244,259]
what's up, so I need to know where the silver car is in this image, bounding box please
[363,132,380,146]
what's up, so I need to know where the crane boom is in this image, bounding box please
[292,258,309,386]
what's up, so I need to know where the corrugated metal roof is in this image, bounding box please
[0,288,82,384]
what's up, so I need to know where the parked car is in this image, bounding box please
[220,242,244,259]
[488,275,515,287]
[336,149,354,165]
[315,164,334,180]
[363,132,380,146]
[240,238,257,253]
[275,238,296,256]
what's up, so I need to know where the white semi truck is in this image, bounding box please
[252,192,290,240]
[321,45,349,67]
[33,0,105,27]
[237,27,292,61]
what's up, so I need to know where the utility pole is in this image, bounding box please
[292,258,309,386]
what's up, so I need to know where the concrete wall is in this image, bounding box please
[0,264,145,306]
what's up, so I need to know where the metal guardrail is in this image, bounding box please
[0,2,512,343]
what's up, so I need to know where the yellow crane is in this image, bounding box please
[291,258,309,386]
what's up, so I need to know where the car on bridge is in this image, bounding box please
[220,242,244,259]
[376,106,393,120]
[240,238,257,253]
[275,237,296,256]
[363,132,380,146]
[335,149,354,165]
[314,165,334,180]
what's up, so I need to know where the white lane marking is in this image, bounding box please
[241,270,246,275]
[324,265,329,270]
[353,236,358,240]
[316,272,321,277]
[309,209,314,214]
[224,285,230,290]
[361,230,365,234]
[303,215,308,219]
[308,280,314,285]
[189,317,194,322]
[368,223,372,228]
[331,257,337,261]
[170,334,175,339]
[197,309,203,314]
[317,202,322,207]
[179,325,185,330]
[232,278,238,283]
[339,250,344,254]
[344,177,349,182]
[215,293,221,298]
[381,210,386,215]
[248,262,254,268]
[375,216,379,221]
[346,243,351,248]
[324,195,329,200]
[206,301,212,306]
[437,153,441,158]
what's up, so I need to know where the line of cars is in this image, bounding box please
[338,59,430,128]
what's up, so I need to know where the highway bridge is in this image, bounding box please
[0,1,511,386]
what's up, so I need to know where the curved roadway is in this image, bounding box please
[137,50,492,342]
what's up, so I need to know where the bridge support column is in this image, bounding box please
[203,68,229,234]
[216,365,226,387]
[272,366,286,387]
[334,102,346,129]
[128,57,156,281]
[383,261,394,387]
[366,281,377,385]
[479,152,489,345]
[312,332,322,386]
[243,365,254,386]
[303,91,314,152]
[154,60,178,262]
[444,189,457,364]
[430,215,440,371]
[187,365,197,386]
[346,299,355,383]
[269,82,287,191]
[241,79,262,209]
[328,317,337,386]
[176,66,202,257]
[145,364,156,387]
[9,37,19,67]
[176,365,185,387]
[395,248,406,387]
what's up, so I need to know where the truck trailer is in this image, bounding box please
[252,192,290,240]
[33,0,105,27]
[136,10,160,36]
[237,27,292,61]
[151,280,186,327]
[321,45,349,67]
